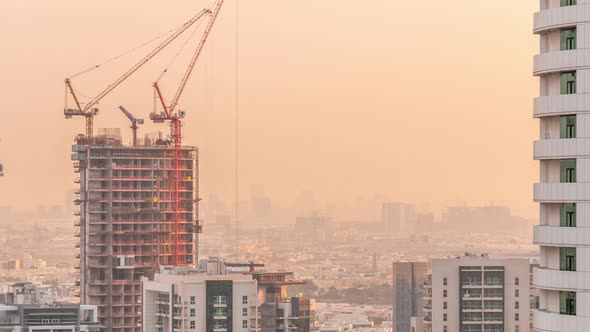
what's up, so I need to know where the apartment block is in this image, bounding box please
[0,304,100,332]
[423,254,530,332]
[533,0,590,331]
[72,130,199,332]
[143,271,258,332]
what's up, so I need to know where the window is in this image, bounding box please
[561,159,576,183]
[243,320,248,328]
[515,289,519,298]
[561,203,576,227]
[443,301,447,310]
[190,321,195,329]
[515,301,519,309]
[243,308,248,316]
[443,313,447,322]
[561,28,577,50]
[560,291,576,315]
[190,296,195,305]
[561,72,576,95]
[515,313,519,321]
[561,0,576,6]
[242,296,248,304]
[515,277,519,286]
[443,290,447,298]
[560,247,577,271]
[190,309,195,317]
[560,115,576,138]
[443,326,447,332]
[443,278,447,286]
[516,325,520,332]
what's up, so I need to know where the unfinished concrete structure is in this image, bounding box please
[72,130,200,332]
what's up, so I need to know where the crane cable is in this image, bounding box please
[155,15,209,84]
[66,19,191,80]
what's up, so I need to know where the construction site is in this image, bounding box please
[63,1,224,331]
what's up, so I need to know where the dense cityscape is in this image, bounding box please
[0,0,583,332]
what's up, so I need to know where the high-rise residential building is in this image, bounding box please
[142,271,259,332]
[422,254,530,332]
[0,304,100,332]
[381,203,415,234]
[142,261,312,332]
[392,262,427,332]
[533,0,590,331]
[71,130,199,332]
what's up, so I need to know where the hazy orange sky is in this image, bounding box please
[0,1,539,219]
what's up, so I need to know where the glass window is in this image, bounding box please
[561,0,576,6]
[560,247,577,271]
[190,321,195,329]
[443,278,447,286]
[560,291,576,315]
[190,296,195,305]
[443,313,447,322]
[243,308,248,316]
[515,313,519,321]
[560,115,576,138]
[560,159,576,183]
[243,320,248,328]
[190,309,195,317]
[443,301,447,310]
[560,203,576,227]
[561,28,577,50]
[443,326,447,332]
[515,290,519,298]
[443,290,447,298]
[515,301,519,309]
[515,277,519,286]
[242,296,248,304]
[516,325,519,332]
[561,72,576,95]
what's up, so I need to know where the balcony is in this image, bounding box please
[533,267,589,291]
[533,4,586,34]
[533,183,588,203]
[533,139,590,160]
[533,309,589,332]
[534,225,590,246]
[533,49,589,76]
[533,94,588,118]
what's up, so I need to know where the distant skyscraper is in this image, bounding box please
[250,184,272,223]
[533,1,589,331]
[392,262,427,332]
[381,203,415,234]
[422,254,530,332]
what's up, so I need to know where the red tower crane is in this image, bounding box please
[64,8,212,138]
[150,0,225,266]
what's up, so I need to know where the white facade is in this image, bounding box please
[423,255,530,332]
[143,273,259,332]
[533,1,590,331]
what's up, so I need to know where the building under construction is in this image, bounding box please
[72,129,200,332]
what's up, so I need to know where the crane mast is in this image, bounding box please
[118,106,144,146]
[150,0,225,266]
[64,8,211,138]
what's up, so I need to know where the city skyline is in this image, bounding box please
[0,1,539,219]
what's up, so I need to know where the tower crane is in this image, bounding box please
[64,8,212,138]
[150,0,225,266]
[118,106,144,146]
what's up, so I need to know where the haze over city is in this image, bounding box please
[0,1,538,218]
